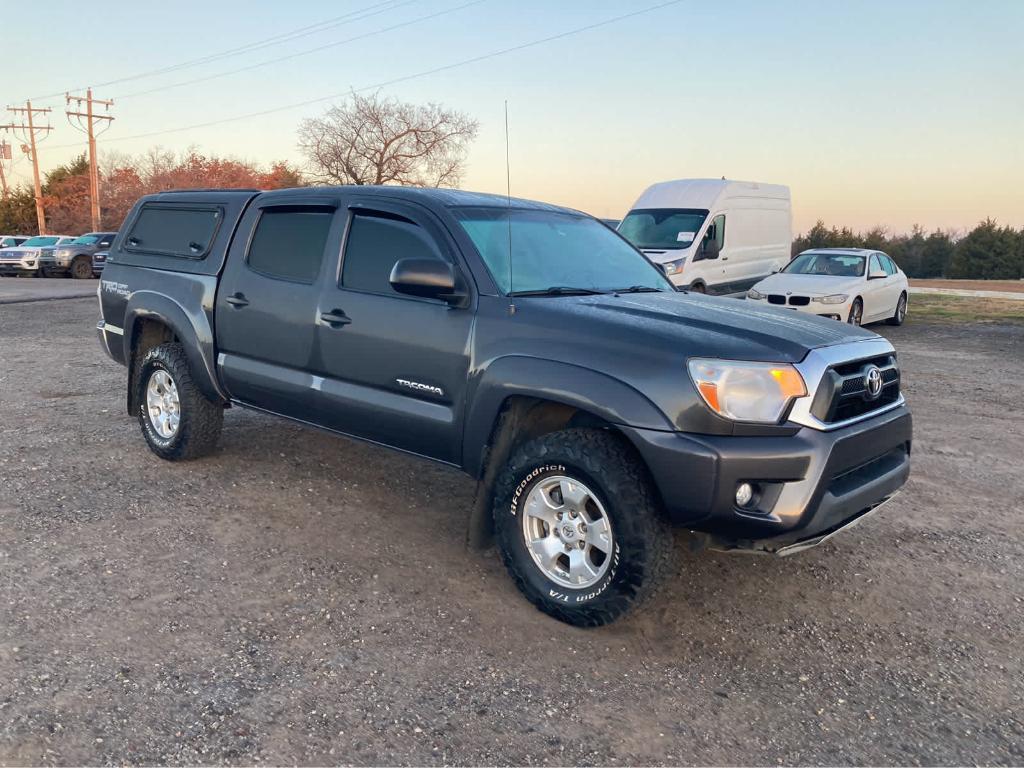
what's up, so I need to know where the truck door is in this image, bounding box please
[215,197,344,421]
[312,200,474,465]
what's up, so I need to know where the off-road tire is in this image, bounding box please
[886,292,908,326]
[492,428,673,627]
[71,257,92,279]
[136,342,223,461]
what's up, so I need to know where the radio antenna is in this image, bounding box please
[504,100,515,314]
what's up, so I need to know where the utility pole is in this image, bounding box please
[66,89,114,231]
[1,101,53,234]
[0,139,10,200]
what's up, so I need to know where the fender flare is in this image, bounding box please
[461,355,673,477]
[123,291,226,406]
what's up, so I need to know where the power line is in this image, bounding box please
[118,0,488,101]
[27,0,418,103]
[46,0,682,150]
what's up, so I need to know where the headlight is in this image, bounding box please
[811,294,848,305]
[687,359,807,423]
[661,257,686,275]
[747,288,765,300]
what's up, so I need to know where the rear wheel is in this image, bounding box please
[689,282,706,294]
[887,292,908,326]
[71,257,92,279]
[136,343,223,460]
[848,297,864,326]
[492,428,673,627]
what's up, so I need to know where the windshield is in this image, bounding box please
[70,234,100,245]
[453,207,672,295]
[21,236,59,247]
[617,208,708,250]
[784,252,865,277]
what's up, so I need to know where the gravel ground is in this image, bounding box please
[1,297,1022,766]
[0,277,97,305]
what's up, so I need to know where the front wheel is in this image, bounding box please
[492,428,673,627]
[887,292,908,326]
[848,297,864,326]
[136,343,223,460]
[71,257,92,279]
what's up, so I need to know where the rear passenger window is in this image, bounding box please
[126,205,221,258]
[341,212,444,296]
[883,255,898,275]
[247,207,333,283]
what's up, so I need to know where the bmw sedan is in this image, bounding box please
[746,248,909,326]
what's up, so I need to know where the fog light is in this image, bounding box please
[735,482,755,508]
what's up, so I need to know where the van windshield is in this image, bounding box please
[617,208,708,250]
[453,207,672,295]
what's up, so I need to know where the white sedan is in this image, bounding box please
[746,248,909,326]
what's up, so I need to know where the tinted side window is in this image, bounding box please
[247,207,333,283]
[341,212,444,295]
[126,205,221,258]
[709,213,726,249]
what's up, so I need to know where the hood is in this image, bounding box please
[640,244,695,264]
[753,272,862,296]
[517,290,878,363]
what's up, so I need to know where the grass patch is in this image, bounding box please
[909,294,1024,324]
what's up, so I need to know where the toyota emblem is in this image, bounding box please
[864,365,883,399]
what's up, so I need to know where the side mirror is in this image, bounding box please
[389,258,462,303]
[702,237,720,260]
[867,267,886,280]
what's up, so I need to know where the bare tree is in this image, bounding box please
[297,92,478,188]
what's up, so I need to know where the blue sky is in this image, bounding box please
[4,0,1022,231]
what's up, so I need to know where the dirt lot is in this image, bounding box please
[2,297,1022,766]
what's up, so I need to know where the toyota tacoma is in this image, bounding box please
[97,187,911,626]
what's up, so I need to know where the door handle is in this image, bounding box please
[319,309,351,327]
[225,293,249,308]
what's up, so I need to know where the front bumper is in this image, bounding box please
[622,404,912,551]
[0,260,37,275]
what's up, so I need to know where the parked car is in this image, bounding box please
[618,179,791,295]
[747,248,909,326]
[0,235,29,249]
[0,235,75,276]
[50,231,118,278]
[92,250,109,277]
[97,187,911,626]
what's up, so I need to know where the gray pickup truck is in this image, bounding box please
[97,187,911,626]
[51,231,118,278]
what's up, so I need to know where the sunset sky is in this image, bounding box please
[4,0,1022,233]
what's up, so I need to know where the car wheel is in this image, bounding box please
[689,282,706,294]
[136,343,223,461]
[71,257,92,279]
[848,298,864,326]
[492,428,673,627]
[887,292,908,326]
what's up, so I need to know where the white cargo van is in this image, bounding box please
[618,179,791,295]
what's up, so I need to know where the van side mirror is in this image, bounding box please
[389,258,463,303]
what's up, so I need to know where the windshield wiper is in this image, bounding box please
[507,286,607,297]
[611,285,665,294]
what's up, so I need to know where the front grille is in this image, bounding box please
[768,294,811,306]
[810,354,900,424]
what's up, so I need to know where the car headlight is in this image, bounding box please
[747,288,765,300]
[661,257,686,275]
[687,359,807,423]
[811,294,848,305]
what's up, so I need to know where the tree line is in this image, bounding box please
[794,219,1022,280]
